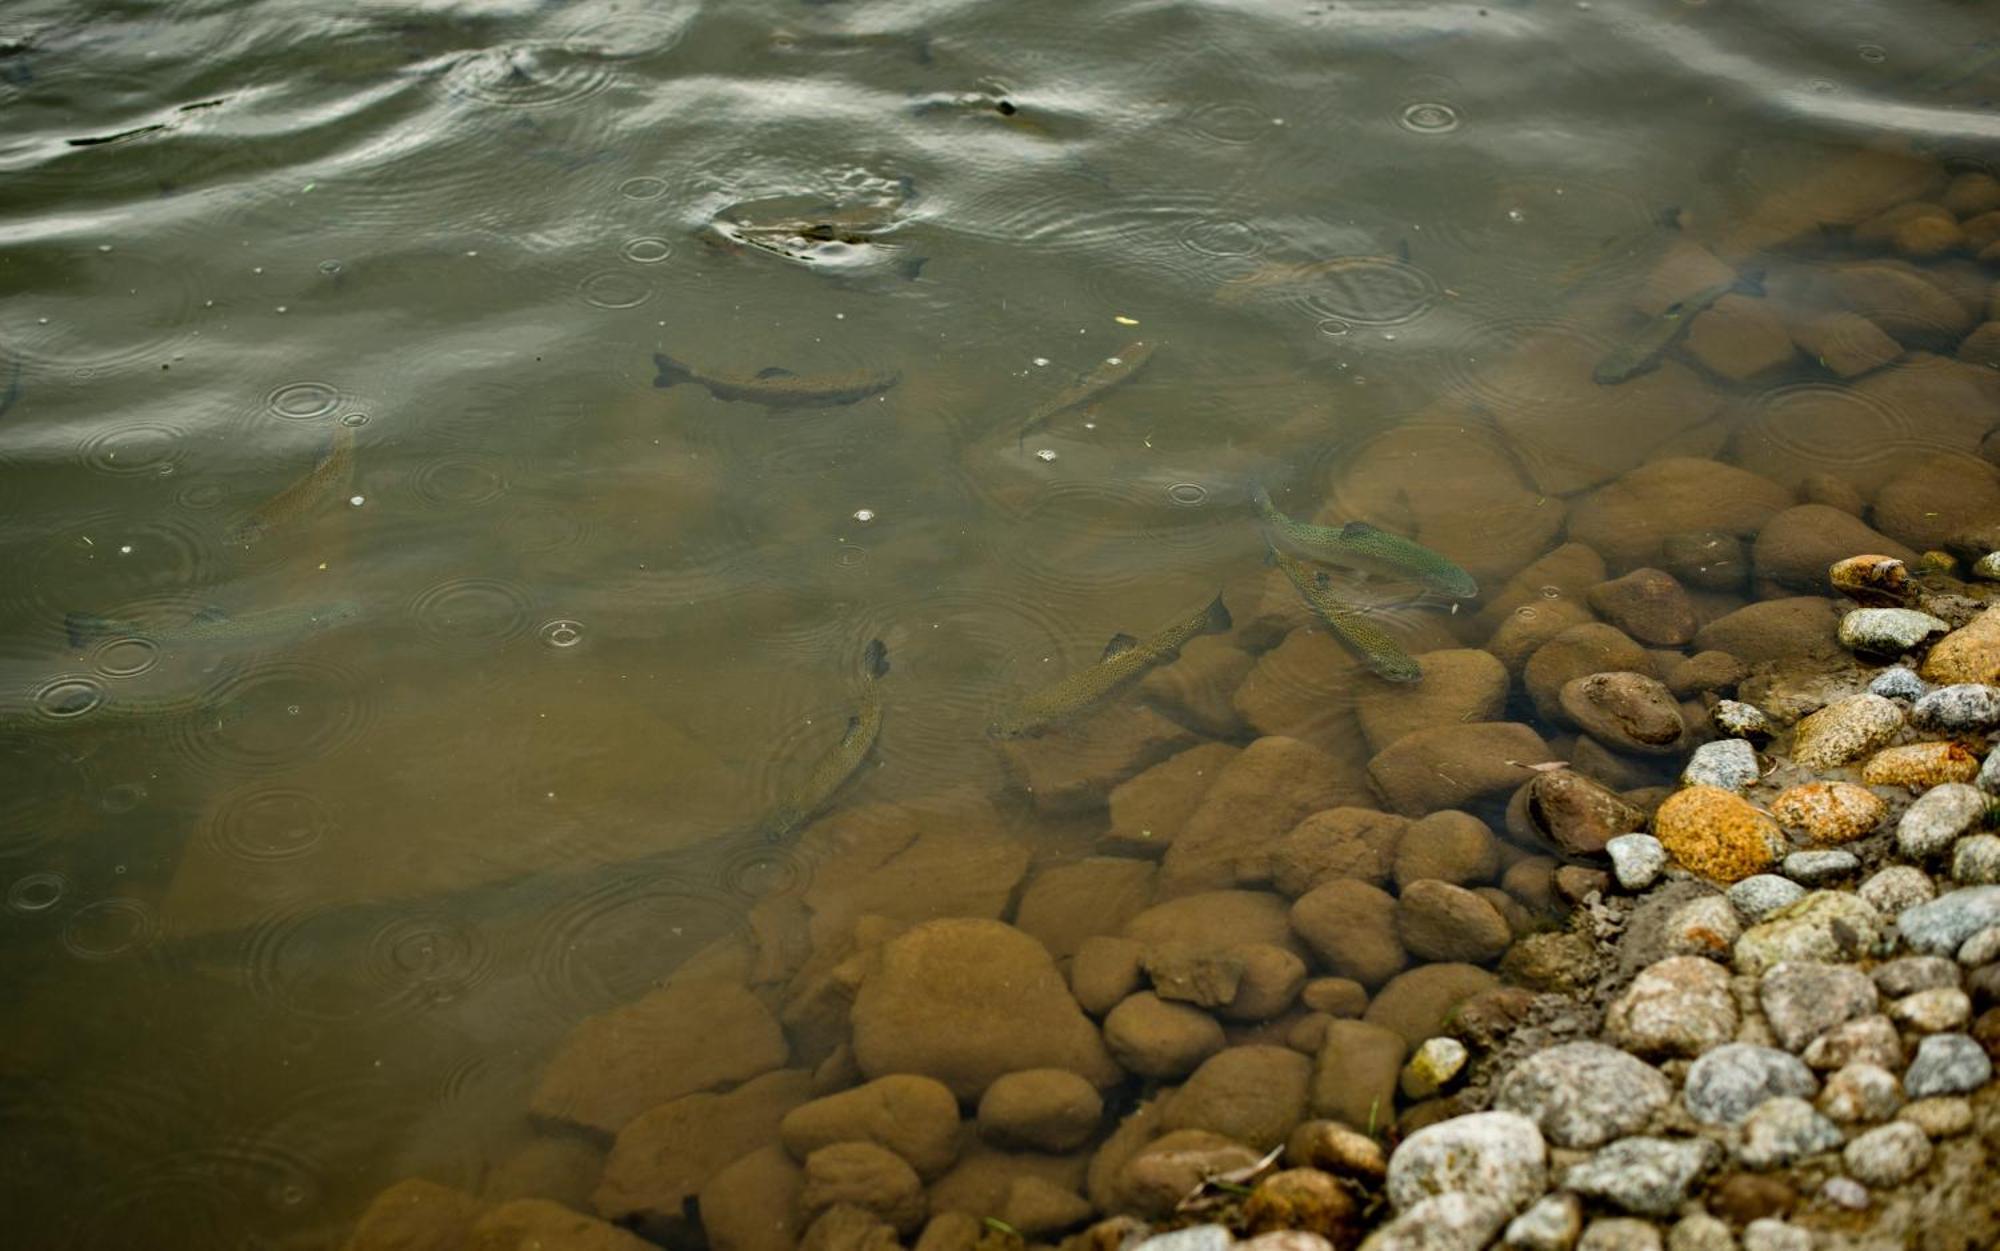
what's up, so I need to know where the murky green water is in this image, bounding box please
[2,0,1998,1245]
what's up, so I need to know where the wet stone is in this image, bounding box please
[1500,930,1602,995]
[1727,875,1805,921]
[1873,955,1960,997]
[1653,787,1783,883]
[1862,741,1981,788]
[1287,1119,1388,1183]
[1680,740,1760,792]
[1563,1136,1718,1216]
[978,1069,1103,1153]
[1890,987,1971,1032]
[1820,1174,1871,1211]
[1665,1213,1735,1251]
[1103,993,1225,1079]
[1842,1121,1932,1186]
[1683,1044,1818,1125]
[1819,1061,1902,1123]
[1362,1193,1512,1251]
[1953,833,2000,884]
[1801,1015,1904,1072]
[1668,651,1748,698]
[1903,1033,1993,1095]
[1395,880,1511,964]
[1869,666,1928,700]
[1559,672,1686,755]
[1837,608,1950,656]
[1897,885,2000,954]
[1912,683,2000,732]
[1898,783,1989,859]
[1738,1096,1843,1168]
[1858,865,1936,914]
[1607,834,1668,891]
[1399,1036,1469,1100]
[1663,894,1742,959]
[1898,1096,1974,1137]
[1710,699,1773,742]
[1576,1218,1664,1251]
[1982,746,2000,793]
[1760,961,1878,1051]
[1384,1110,1548,1213]
[1734,890,1887,975]
[1133,1225,1234,1251]
[1740,1219,1811,1251]
[1959,925,2000,965]
[1503,1193,1582,1251]
[1606,956,1738,1058]
[1781,849,1858,885]
[1770,781,1884,845]
[1709,1172,1798,1225]
[1071,936,1145,1016]
[1588,569,1699,646]
[1789,693,1906,769]
[1494,1041,1671,1148]
[1829,555,1915,607]
[1517,769,1648,858]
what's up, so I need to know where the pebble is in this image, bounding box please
[1136,1226,1235,1251]
[1241,1235,1332,1251]
[1680,740,1760,792]
[1733,891,1886,974]
[1868,666,1927,700]
[1902,1033,1993,1096]
[1977,552,2000,580]
[1737,1096,1843,1167]
[1857,865,1935,915]
[1495,1042,1673,1148]
[1820,1175,1871,1210]
[1897,1096,1974,1137]
[1788,693,1906,769]
[1561,1136,1717,1216]
[1958,925,2000,965]
[1801,1015,1903,1072]
[1502,1193,1581,1251]
[1770,781,1884,845]
[1741,1219,1810,1251]
[1952,833,2000,884]
[1896,783,1988,859]
[1872,955,1960,997]
[1399,1037,1468,1100]
[1910,682,2000,731]
[1606,956,1738,1058]
[1862,741,1982,788]
[1606,834,1668,891]
[1384,1111,1548,1213]
[1710,700,1773,742]
[1665,1214,1733,1251]
[1682,1044,1818,1126]
[1362,1193,1511,1251]
[1780,849,1858,885]
[1577,1218,1663,1251]
[1759,961,1878,1051]
[1841,1121,1932,1186]
[1818,1062,1902,1123]
[1898,885,2000,954]
[1890,987,1971,1032]
[1726,876,1804,921]
[1663,895,1741,959]
[1838,607,1950,655]
[1651,787,1783,883]
[1980,745,2000,793]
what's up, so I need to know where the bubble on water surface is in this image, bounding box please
[835,545,868,567]
[1858,44,1886,63]
[89,635,160,679]
[79,421,187,477]
[33,675,105,720]
[621,237,674,264]
[1399,101,1461,133]
[579,269,653,309]
[1178,218,1264,257]
[1166,482,1210,506]
[1035,448,1058,462]
[413,454,510,507]
[166,660,372,778]
[440,45,617,108]
[205,785,334,863]
[175,481,228,511]
[338,411,370,428]
[317,259,342,275]
[266,381,339,421]
[618,176,670,201]
[852,508,876,522]
[8,871,66,913]
[95,780,147,813]
[1316,318,1353,338]
[539,618,585,649]
[60,896,158,960]
[411,578,535,648]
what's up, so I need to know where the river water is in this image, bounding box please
[1,0,1998,1246]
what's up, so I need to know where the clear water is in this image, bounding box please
[0,0,1996,1245]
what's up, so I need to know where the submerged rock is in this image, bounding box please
[1587,569,1699,645]
[1788,693,1906,769]
[782,1076,962,1179]
[1514,768,1648,858]
[1681,739,1760,791]
[1838,607,1950,656]
[1560,672,1687,754]
[1368,722,1552,817]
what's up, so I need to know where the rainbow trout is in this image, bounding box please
[66,600,363,651]
[766,638,890,841]
[1251,484,1478,600]
[1270,548,1422,683]
[653,352,900,408]
[1019,341,1155,443]
[231,421,356,544]
[1592,270,1763,385]
[989,592,1230,738]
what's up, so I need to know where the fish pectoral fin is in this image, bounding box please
[755,365,798,379]
[1101,632,1141,660]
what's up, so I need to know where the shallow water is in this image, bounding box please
[1,0,1998,1244]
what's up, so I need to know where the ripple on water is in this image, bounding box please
[1398,100,1462,133]
[527,872,739,1015]
[243,904,492,1021]
[202,784,334,863]
[1434,314,1619,419]
[32,674,106,720]
[88,634,161,679]
[411,453,511,508]
[712,833,814,903]
[59,895,159,960]
[0,732,93,859]
[578,268,654,309]
[265,381,342,422]
[164,659,373,779]
[77,419,189,478]
[0,247,203,371]
[4,512,225,638]
[437,45,618,108]
[8,870,68,914]
[1732,382,1915,481]
[1186,100,1279,144]
[411,578,536,650]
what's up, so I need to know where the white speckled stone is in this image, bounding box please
[1681,740,1760,791]
[1726,875,1804,921]
[1741,1219,1811,1251]
[1958,925,2000,965]
[1607,834,1669,891]
[1781,849,1859,885]
[1897,784,1988,859]
[1737,1096,1843,1168]
[1890,988,1971,1032]
[1818,1062,1902,1123]
[1903,1034,1993,1097]
[1386,1111,1548,1214]
[1842,1121,1932,1186]
[1502,1193,1581,1251]
[1857,866,1934,915]
[1952,833,2000,884]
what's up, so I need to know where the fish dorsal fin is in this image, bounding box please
[1340,520,1380,539]
[755,365,797,379]
[1102,632,1140,660]
[194,605,231,624]
[1312,570,1332,590]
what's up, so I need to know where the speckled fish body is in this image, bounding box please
[1592,272,1757,384]
[766,639,890,841]
[1251,484,1478,599]
[653,352,899,408]
[989,592,1229,737]
[1270,548,1422,683]
[231,421,356,544]
[1019,340,1155,441]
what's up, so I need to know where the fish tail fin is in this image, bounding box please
[652,352,693,390]
[863,638,889,680]
[64,612,112,649]
[1203,592,1232,634]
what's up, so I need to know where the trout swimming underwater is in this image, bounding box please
[1018,341,1155,443]
[653,352,901,408]
[1592,270,1763,385]
[66,600,364,651]
[230,420,356,544]
[1250,484,1478,600]
[765,638,890,842]
[1270,547,1422,683]
[989,592,1230,738]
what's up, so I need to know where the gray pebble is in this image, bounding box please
[1681,739,1760,791]
[1365,1193,1511,1251]
[1903,1033,1994,1097]
[1386,1110,1548,1213]
[1838,608,1949,656]
[1738,1095,1843,1167]
[1136,1227,1234,1251]
[1562,1136,1717,1216]
[1577,1218,1662,1251]
[1911,683,2000,732]
[1683,1044,1818,1126]
[1710,700,1773,742]
[1495,1042,1674,1148]
[1958,924,2000,965]
[1502,1193,1581,1251]
[1979,745,2000,794]
[1665,1214,1734,1251]
[1820,1175,1870,1210]
[1871,955,1959,997]
[1741,1220,1810,1251]
[1868,667,1927,701]
[1897,784,1988,860]
[1952,833,2000,884]
[1759,961,1878,1051]
[1663,895,1741,959]
[1898,886,2000,954]
[1801,1016,1903,1072]
[1841,1121,1932,1186]
[1781,849,1859,885]
[1726,875,1805,921]
[1607,834,1669,892]
[1857,865,1935,915]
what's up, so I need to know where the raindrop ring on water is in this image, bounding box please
[90,636,160,679]
[619,176,669,201]
[1166,482,1210,506]
[1399,101,1461,133]
[267,382,340,421]
[8,871,66,913]
[60,897,159,960]
[579,270,652,309]
[539,619,584,648]
[207,785,334,863]
[34,675,105,720]
[621,237,674,264]
[338,412,370,428]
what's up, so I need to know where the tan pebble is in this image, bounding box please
[1942,171,2000,216]
[1652,786,1783,882]
[1859,741,1981,788]
[1922,606,2000,686]
[1828,554,1912,606]
[1769,781,1887,844]
[1897,1096,1974,1137]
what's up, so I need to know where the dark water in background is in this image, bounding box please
[1,0,1998,1245]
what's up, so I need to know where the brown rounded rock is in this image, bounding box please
[1660,530,1751,592]
[1290,878,1407,987]
[1301,977,1368,1018]
[1568,458,1794,570]
[1221,943,1309,1021]
[978,1070,1104,1153]
[1394,880,1512,965]
[1664,650,1747,698]
[1501,855,1560,914]
[1308,1019,1407,1128]
[1922,606,2000,686]
[1757,507,1918,595]
[1101,992,1225,1079]
[700,1147,806,1251]
[1860,741,1981,788]
[1353,648,1510,755]
[1070,936,1145,1017]
[1708,1173,1796,1224]
[1558,671,1687,754]
[1013,858,1158,960]
[1159,1044,1313,1150]
[1511,769,1647,858]
[1694,598,1844,664]
[596,1070,815,1236]
[1525,624,1654,722]
[1270,807,1406,896]
[801,1143,926,1235]
[1104,742,1241,857]
[1829,554,1914,607]
[1241,1168,1362,1240]
[1588,568,1699,645]
[1652,785,1783,882]
[1284,1119,1388,1183]
[1123,889,1301,954]
[1363,963,1500,1048]
[1770,782,1887,845]
[1114,1131,1261,1219]
[781,1076,963,1181]
[1367,722,1554,816]
[1392,810,1500,889]
[1487,597,1597,672]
